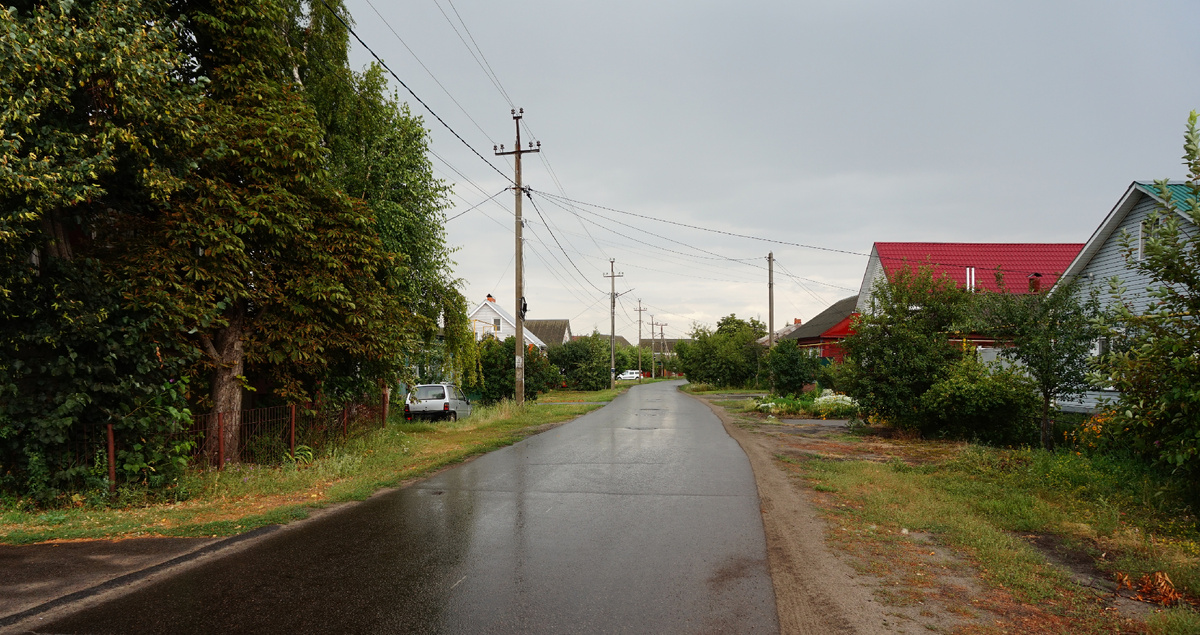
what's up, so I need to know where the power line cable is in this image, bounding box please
[446,189,508,221]
[524,205,763,283]
[361,0,497,145]
[533,189,862,258]
[534,192,766,269]
[525,193,606,294]
[775,260,858,294]
[533,190,1065,279]
[316,0,514,185]
[431,0,514,107]
[443,0,515,106]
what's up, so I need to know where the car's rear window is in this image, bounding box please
[415,386,445,400]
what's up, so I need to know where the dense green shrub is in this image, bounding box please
[841,265,972,430]
[676,315,767,388]
[468,336,557,405]
[546,333,632,391]
[766,340,820,396]
[920,357,1040,446]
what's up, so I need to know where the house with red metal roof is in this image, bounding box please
[855,242,1084,312]
[778,295,859,363]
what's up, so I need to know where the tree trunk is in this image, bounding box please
[205,312,244,464]
[1040,396,1053,451]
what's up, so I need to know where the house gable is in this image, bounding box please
[1059,181,1197,315]
[467,299,547,348]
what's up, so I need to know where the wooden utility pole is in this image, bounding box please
[768,251,775,347]
[635,300,647,383]
[604,259,624,389]
[495,108,540,405]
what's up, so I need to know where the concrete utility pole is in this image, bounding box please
[604,259,624,389]
[635,300,647,383]
[495,108,539,405]
[659,322,668,377]
[651,320,667,377]
[768,251,775,347]
[648,314,656,379]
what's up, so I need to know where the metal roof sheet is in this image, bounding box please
[872,242,1083,293]
[780,295,859,341]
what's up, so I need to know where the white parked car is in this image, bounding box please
[617,369,642,381]
[405,383,471,421]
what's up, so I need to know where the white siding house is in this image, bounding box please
[467,296,547,349]
[1056,181,1197,412]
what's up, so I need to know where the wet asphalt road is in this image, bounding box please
[38,381,778,634]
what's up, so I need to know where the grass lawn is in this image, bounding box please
[0,399,603,544]
[714,395,1200,633]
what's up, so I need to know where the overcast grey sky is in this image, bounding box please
[344,0,1200,342]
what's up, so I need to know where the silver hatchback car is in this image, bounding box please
[404,383,472,422]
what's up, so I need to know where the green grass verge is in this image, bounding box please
[0,400,602,544]
[787,444,1200,631]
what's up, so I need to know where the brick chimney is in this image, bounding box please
[1027,273,1042,293]
[793,318,802,325]
[486,294,496,302]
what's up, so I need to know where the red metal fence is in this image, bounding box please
[96,394,389,491]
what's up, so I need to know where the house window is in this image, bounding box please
[493,318,501,331]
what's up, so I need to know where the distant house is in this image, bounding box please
[467,295,547,349]
[756,320,806,346]
[1055,181,1197,412]
[637,338,688,354]
[856,242,1084,313]
[778,295,859,363]
[574,334,632,348]
[525,319,573,346]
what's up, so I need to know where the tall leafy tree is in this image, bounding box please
[1101,111,1200,477]
[0,0,202,495]
[980,278,1100,449]
[282,1,476,391]
[106,0,406,460]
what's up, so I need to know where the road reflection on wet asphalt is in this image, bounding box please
[40,380,778,634]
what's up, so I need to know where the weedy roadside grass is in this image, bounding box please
[774,426,1200,633]
[679,383,766,396]
[0,400,601,545]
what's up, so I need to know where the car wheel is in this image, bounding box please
[448,411,457,422]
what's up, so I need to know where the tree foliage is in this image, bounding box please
[980,278,1100,449]
[546,333,633,391]
[1100,111,1200,477]
[919,356,1040,446]
[675,314,766,388]
[765,340,820,397]
[0,0,468,496]
[470,337,557,405]
[0,0,201,498]
[841,265,973,432]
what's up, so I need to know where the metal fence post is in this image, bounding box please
[106,423,116,493]
[290,404,296,457]
[342,405,348,438]
[218,412,225,470]
[380,391,386,429]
